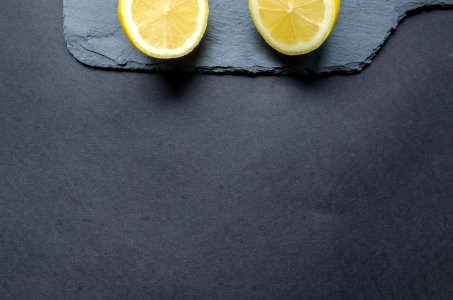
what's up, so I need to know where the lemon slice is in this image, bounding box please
[249,0,340,55]
[118,0,209,59]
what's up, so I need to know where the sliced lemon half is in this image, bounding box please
[118,0,209,59]
[249,0,340,55]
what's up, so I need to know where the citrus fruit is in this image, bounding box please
[118,0,209,59]
[249,0,340,55]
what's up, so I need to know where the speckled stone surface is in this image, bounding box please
[63,0,453,74]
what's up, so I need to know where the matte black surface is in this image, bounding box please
[1,1,452,299]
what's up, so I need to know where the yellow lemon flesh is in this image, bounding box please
[249,0,340,55]
[118,0,209,59]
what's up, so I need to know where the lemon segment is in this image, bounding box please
[118,0,209,59]
[249,0,340,55]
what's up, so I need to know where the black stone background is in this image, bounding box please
[0,1,452,299]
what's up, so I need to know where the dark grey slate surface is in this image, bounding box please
[2,0,453,298]
[63,0,453,74]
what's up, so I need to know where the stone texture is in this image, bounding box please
[63,0,453,74]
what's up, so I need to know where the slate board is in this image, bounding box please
[63,0,453,74]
